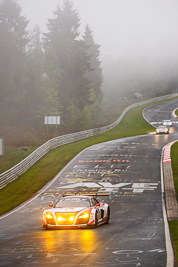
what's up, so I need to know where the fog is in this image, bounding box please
[18,0,178,99]
[18,0,178,57]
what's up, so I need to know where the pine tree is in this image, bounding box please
[0,0,29,129]
[83,25,103,125]
[83,25,103,101]
[43,0,91,130]
[43,45,61,117]
[24,26,45,127]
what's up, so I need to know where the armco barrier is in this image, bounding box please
[0,93,177,189]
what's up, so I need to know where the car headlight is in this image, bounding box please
[56,214,76,223]
[46,212,56,225]
[46,212,54,219]
[76,208,92,224]
[56,216,62,222]
[69,216,75,222]
[79,212,90,219]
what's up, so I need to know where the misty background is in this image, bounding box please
[1,0,178,146]
[18,0,178,57]
[18,0,178,100]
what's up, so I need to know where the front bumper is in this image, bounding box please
[156,130,169,134]
[42,220,94,229]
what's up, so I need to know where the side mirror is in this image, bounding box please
[49,204,53,208]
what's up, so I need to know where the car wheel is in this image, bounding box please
[94,213,98,228]
[106,207,110,224]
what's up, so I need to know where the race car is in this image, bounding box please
[42,194,110,229]
[156,125,169,134]
[162,120,172,127]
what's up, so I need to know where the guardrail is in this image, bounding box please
[0,93,177,189]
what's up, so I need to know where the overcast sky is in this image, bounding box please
[17,0,178,60]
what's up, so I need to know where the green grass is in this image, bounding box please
[0,97,178,265]
[170,142,178,265]
[0,146,37,173]
[169,221,178,265]
[175,109,178,117]
[171,142,178,197]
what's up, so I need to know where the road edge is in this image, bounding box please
[161,141,178,267]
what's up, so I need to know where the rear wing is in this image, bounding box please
[62,193,110,197]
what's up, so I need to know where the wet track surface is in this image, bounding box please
[0,98,178,266]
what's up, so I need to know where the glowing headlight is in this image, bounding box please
[69,216,75,222]
[79,212,89,219]
[57,216,62,222]
[46,212,53,219]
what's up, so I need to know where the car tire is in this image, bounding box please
[106,207,110,224]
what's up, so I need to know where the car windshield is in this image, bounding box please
[158,126,166,129]
[55,198,91,208]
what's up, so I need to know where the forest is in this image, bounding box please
[0,0,178,147]
[0,0,103,145]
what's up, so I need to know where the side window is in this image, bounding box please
[92,198,99,206]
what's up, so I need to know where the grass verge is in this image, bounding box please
[0,146,38,173]
[170,142,178,265]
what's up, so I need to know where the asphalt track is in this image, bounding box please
[0,98,178,266]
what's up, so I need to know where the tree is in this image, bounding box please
[70,39,91,110]
[0,0,29,129]
[43,45,61,116]
[43,0,91,130]
[24,26,45,127]
[82,25,103,124]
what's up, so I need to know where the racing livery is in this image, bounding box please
[42,194,110,229]
[156,125,169,134]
